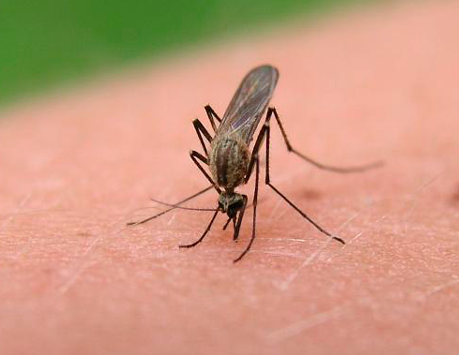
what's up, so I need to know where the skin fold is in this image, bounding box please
[0,1,458,354]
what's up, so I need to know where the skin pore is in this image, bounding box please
[1,1,458,354]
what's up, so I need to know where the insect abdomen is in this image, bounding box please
[210,136,249,190]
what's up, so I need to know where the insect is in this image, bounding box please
[128,65,381,262]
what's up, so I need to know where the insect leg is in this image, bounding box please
[222,217,232,230]
[268,107,383,173]
[204,104,221,132]
[193,118,213,156]
[234,159,259,263]
[233,194,248,241]
[245,123,269,183]
[126,185,213,226]
[190,150,221,193]
[179,209,219,248]
[263,111,345,244]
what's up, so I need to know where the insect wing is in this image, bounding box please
[218,65,279,143]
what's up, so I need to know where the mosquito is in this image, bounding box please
[128,65,382,262]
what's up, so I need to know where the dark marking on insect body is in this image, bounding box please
[210,135,249,191]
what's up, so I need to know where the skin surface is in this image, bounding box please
[1,1,459,354]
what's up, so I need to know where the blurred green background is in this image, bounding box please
[0,0,371,106]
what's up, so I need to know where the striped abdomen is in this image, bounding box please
[209,136,249,190]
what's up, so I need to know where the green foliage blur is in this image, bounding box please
[0,0,360,105]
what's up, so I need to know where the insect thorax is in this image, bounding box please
[209,135,249,190]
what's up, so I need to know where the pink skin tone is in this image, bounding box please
[1,1,459,354]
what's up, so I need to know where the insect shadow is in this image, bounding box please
[128,65,382,262]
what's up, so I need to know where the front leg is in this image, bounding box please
[232,194,248,242]
[234,158,260,263]
[179,209,219,249]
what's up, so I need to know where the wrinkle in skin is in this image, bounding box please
[268,305,347,343]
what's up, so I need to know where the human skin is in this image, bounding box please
[1,1,459,354]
